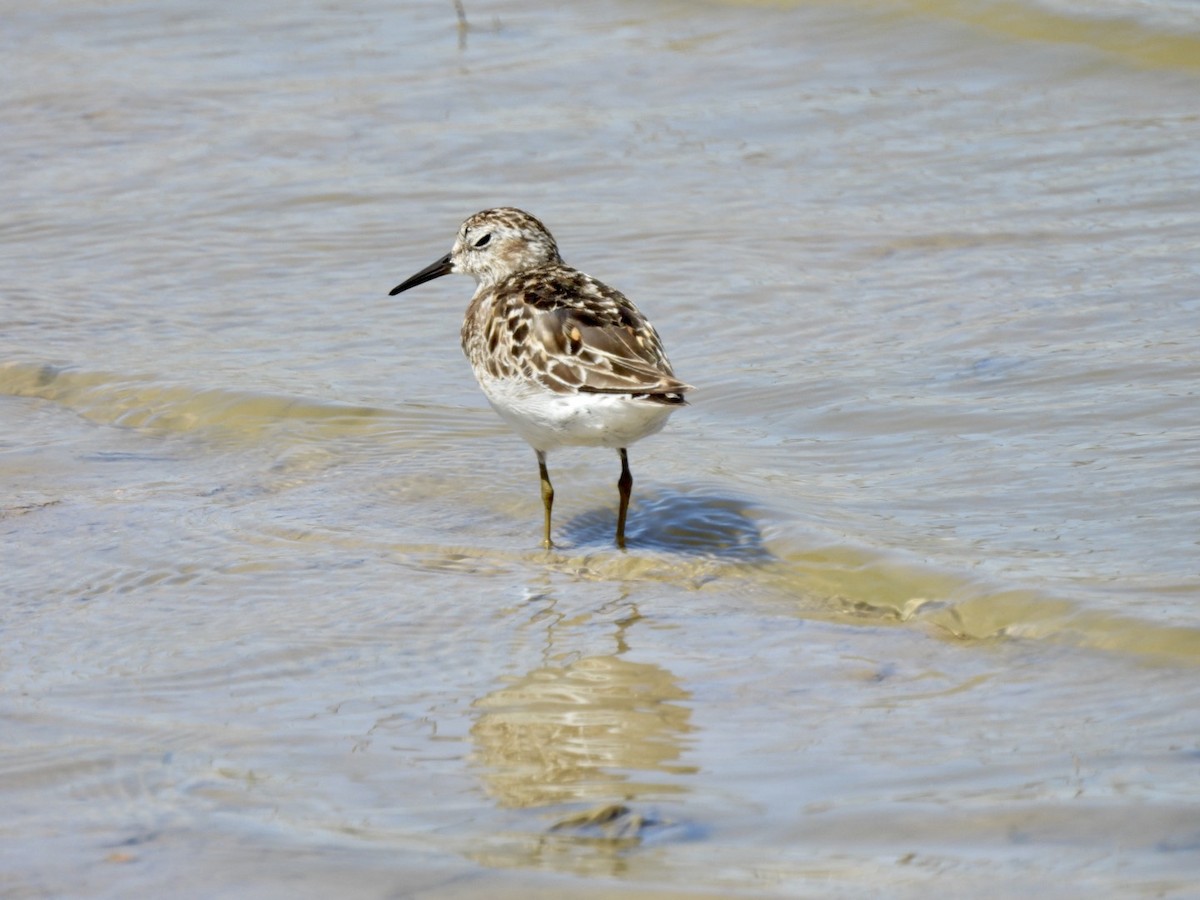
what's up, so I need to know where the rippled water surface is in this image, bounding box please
[3,0,1199,896]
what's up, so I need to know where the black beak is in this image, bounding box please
[389,253,453,296]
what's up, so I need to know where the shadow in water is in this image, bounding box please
[560,487,772,561]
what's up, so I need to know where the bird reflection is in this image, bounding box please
[471,653,695,810]
[468,588,700,875]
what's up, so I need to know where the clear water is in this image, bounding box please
[2,0,1198,896]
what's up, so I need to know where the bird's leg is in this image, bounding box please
[536,450,555,549]
[616,448,632,550]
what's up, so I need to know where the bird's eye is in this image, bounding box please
[473,233,491,248]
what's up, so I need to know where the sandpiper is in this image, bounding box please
[389,207,691,549]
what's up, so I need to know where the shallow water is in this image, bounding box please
[3,0,1199,896]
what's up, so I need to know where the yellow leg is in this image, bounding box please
[616,448,632,550]
[537,450,554,549]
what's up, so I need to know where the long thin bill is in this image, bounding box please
[389,253,453,296]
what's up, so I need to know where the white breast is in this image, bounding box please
[477,376,677,452]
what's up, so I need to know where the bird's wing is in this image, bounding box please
[517,267,693,399]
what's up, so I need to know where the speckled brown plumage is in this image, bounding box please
[462,263,688,399]
[389,207,692,549]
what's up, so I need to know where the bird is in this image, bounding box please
[389,207,691,549]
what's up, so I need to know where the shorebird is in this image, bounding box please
[389,207,691,549]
